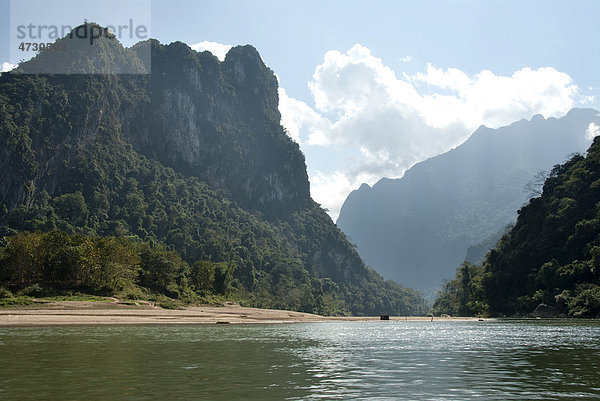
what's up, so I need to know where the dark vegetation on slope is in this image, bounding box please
[433,137,600,318]
[0,24,426,315]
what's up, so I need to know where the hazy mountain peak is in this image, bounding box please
[337,108,600,295]
[531,113,545,123]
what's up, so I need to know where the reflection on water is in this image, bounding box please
[1,320,599,400]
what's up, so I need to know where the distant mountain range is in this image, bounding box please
[337,108,600,295]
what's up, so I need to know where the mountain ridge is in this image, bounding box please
[0,24,427,315]
[337,108,600,294]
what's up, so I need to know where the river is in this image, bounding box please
[1,320,599,400]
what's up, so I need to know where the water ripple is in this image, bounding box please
[0,320,599,400]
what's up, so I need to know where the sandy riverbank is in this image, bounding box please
[0,300,485,326]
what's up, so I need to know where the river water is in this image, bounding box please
[1,320,599,400]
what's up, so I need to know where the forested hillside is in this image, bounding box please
[0,24,426,315]
[433,137,600,318]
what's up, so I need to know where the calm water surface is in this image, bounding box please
[1,320,600,400]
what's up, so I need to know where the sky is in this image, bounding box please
[2,0,600,219]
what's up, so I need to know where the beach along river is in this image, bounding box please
[1,320,599,400]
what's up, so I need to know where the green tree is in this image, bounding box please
[190,260,216,294]
[137,243,181,296]
[53,192,89,226]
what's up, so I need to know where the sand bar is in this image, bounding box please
[0,300,483,326]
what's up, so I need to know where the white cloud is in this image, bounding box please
[399,55,413,63]
[310,170,355,218]
[190,41,233,61]
[1,62,16,72]
[278,87,330,144]
[309,170,379,220]
[586,122,600,141]
[277,44,583,219]
[411,64,577,128]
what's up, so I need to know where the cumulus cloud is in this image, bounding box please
[410,64,577,128]
[190,41,233,61]
[586,122,600,141]
[278,44,583,219]
[278,87,331,144]
[1,62,16,72]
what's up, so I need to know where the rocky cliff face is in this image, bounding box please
[0,25,427,316]
[1,33,309,217]
[126,41,310,216]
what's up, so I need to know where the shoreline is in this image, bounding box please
[0,300,484,326]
